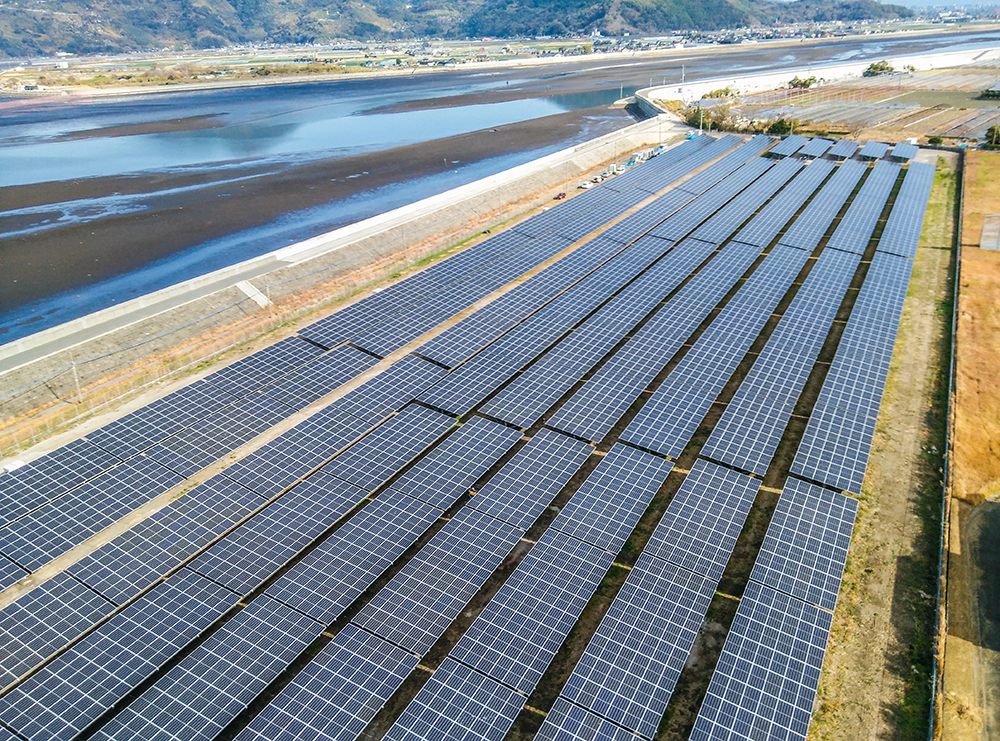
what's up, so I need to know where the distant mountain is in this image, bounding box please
[0,0,912,58]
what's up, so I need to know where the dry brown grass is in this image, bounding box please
[954,153,1000,502]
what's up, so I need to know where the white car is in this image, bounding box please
[578,181,594,189]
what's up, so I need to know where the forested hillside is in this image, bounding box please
[0,0,912,58]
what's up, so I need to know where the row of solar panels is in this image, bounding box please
[0,138,931,741]
[771,134,919,163]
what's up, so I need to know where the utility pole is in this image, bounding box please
[682,64,685,83]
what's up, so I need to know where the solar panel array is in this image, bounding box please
[701,247,862,475]
[621,244,810,459]
[859,140,890,160]
[798,138,834,158]
[826,139,859,159]
[538,459,759,741]
[878,161,936,258]
[890,141,920,161]
[0,138,937,741]
[790,251,913,494]
[824,160,900,255]
[769,134,808,157]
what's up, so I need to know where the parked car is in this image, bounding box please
[554,192,567,200]
[578,181,594,189]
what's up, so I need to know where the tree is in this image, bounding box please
[863,60,894,78]
[789,75,817,89]
[767,118,798,136]
[987,124,1000,148]
[928,136,944,146]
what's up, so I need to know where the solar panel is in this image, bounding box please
[221,405,372,498]
[700,248,862,475]
[751,478,858,611]
[68,476,262,605]
[644,459,760,581]
[389,416,522,510]
[353,506,523,655]
[145,392,298,477]
[825,160,900,255]
[769,135,808,157]
[0,556,26,593]
[559,554,718,739]
[481,238,716,429]
[548,240,762,443]
[536,697,638,741]
[779,159,868,252]
[878,161,936,259]
[859,140,890,160]
[188,472,367,596]
[382,658,524,741]
[450,528,616,694]
[827,139,859,159]
[733,159,835,248]
[331,355,447,424]
[549,444,672,553]
[91,596,322,741]
[203,336,325,399]
[0,570,236,741]
[469,428,593,530]
[890,142,919,161]
[323,405,456,492]
[798,138,834,158]
[0,438,121,529]
[0,457,184,572]
[86,379,239,460]
[788,405,875,495]
[262,345,379,410]
[265,490,442,624]
[418,235,621,368]
[621,245,809,459]
[689,582,833,741]
[234,624,419,741]
[0,572,114,686]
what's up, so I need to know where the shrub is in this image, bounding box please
[863,60,894,77]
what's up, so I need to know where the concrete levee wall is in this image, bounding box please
[0,114,685,435]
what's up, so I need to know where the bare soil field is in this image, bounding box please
[809,157,954,741]
[942,148,1000,741]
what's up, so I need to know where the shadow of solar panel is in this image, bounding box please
[0,457,183,572]
[560,554,717,739]
[779,159,867,252]
[323,405,456,492]
[264,491,442,624]
[751,478,858,611]
[353,507,523,655]
[188,472,367,596]
[384,658,524,741]
[469,428,592,530]
[0,439,122,530]
[549,444,671,553]
[234,625,419,741]
[0,570,236,741]
[203,336,325,399]
[222,406,372,498]
[389,416,522,510]
[644,459,760,581]
[86,379,239,460]
[0,572,114,686]
[825,160,900,255]
[536,698,637,741]
[91,596,322,741]
[449,528,616,694]
[733,159,835,248]
[689,582,833,741]
[68,476,261,605]
[548,240,762,443]
[262,345,379,410]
